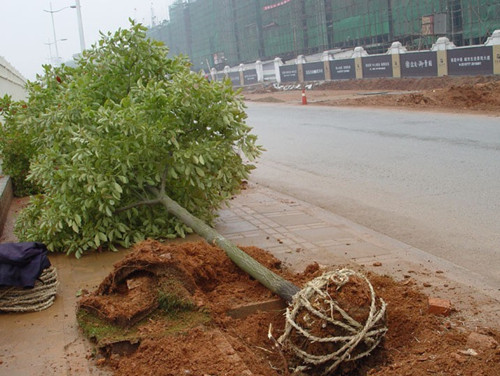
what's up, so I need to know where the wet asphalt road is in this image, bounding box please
[245,102,500,289]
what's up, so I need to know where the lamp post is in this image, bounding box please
[45,38,68,64]
[44,3,64,64]
[74,0,86,52]
[44,1,86,65]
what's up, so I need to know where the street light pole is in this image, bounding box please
[48,3,60,63]
[74,0,86,51]
[44,2,86,64]
[45,39,54,62]
[45,38,68,64]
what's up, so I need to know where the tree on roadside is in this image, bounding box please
[1,22,262,258]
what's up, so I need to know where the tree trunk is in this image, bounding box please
[158,194,300,303]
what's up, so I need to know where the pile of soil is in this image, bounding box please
[317,76,500,92]
[243,76,500,113]
[78,240,499,376]
[322,81,500,112]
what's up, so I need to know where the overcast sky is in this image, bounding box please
[0,0,177,80]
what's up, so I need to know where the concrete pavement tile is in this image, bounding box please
[246,218,264,227]
[246,204,287,214]
[269,214,324,227]
[265,244,294,255]
[280,248,352,272]
[263,228,279,235]
[225,234,245,241]
[265,210,303,218]
[275,232,305,243]
[217,208,240,218]
[215,220,258,234]
[294,227,354,243]
[240,207,256,214]
[298,242,317,250]
[277,238,300,248]
[262,219,281,228]
[332,241,392,259]
[314,239,344,247]
[309,222,337,229]
[234,235,285,249]
[287,224,312,231]
[236,192,276,204]
[240,230,268,238]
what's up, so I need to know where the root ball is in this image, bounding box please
[279,269,387,375]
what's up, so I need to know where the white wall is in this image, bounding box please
[0,56,27,101]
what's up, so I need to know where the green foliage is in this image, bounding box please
[0,59,73,196]
[10,21,262,257]
[0,96,39,196]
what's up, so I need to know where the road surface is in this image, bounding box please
[245,102,500,290]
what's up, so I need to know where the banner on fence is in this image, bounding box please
[362,55,393,78]
[447,46,493,76]
[400,51,438,77]
[303,62,325,81]
[228,72,241,85]
[280,65,299,83]
[243,69,258,85]
[330,59,356,80]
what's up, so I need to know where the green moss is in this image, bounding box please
[158,290,196,314]
[77,307,211,349]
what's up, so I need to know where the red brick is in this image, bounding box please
[428,297,452,316]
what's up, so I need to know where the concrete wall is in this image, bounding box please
[0,56,27,101]
[0,56,23,235]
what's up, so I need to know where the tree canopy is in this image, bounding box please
[1,22,262,257]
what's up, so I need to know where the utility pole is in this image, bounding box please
[48,3,60,63]
[75,0,86,51]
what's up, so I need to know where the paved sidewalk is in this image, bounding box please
[0,182,499,375]
[217,183,500,324]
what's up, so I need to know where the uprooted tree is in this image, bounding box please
[1,22,264,258]
[2,22,387,372]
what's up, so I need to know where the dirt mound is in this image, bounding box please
[251,96,285,103]
[78,240,500,376]
[243,76,500,113]
[440,82,500,108]
[312,80,500,112]
[78,240,284,326]
[317,76,500,92]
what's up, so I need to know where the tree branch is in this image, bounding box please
[160,165,169,196]
[114,198,162,214]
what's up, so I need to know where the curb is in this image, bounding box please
[0,172,13,237]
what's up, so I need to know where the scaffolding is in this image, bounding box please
[260,1,302,59]
[390,0,448,50]
[232,0,263,63]
[462,0,500,44]
[146,0,500,71]
[326,0,391,53]
[164,1,191,58]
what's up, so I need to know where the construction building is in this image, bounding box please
[147,0,500,71]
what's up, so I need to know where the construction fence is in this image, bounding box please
[210,33,500,87]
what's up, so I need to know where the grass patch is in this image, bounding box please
[77,307,211,349]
